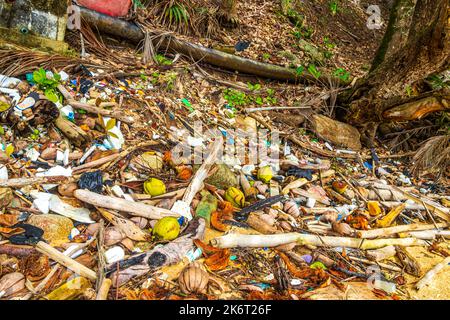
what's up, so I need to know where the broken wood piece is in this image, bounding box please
[36,241,97,281]
[347,255,402,272]
[96,207,148,241]
[210,233,427,250]
[401,229,450,240]
[365,245,397,262]
[55,115,91,147]
[357,222,448,239]
[69,101,134,124]
[395,245,422,277]
[0,176,67,188]
[416,256,450,290]
[96,278,112,300]
[72,153,119,173]
[74,189,179,220]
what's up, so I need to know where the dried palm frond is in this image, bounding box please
[411,135,450,180]
[0,46,81,77]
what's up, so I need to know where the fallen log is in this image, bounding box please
[74,189,179,219]
[211,233,427,250]
[78,6,344,84]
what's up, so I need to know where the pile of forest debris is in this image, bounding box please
[0,0,448,300]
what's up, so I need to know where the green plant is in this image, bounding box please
[295,65,305,76]
[292,25,313,39]
[154,54,172,66]
[323,37,336,49]
[426,74,449,90]
[262,53,271,61]
[329,0,339,15]
[223,89,248,107]
[308,64,321,79]
[32,68,62,103]
[165,3,189,26]
[264,88,277,105]
[405,85,413,97]
[247,82,261,91]
[333,68,350,82]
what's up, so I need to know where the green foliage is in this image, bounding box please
[308,64,321,79]
[295,65,305,76]
[292,25,313,40]
[154,54,172,66]
[329,0,339,15]
[333,67,350,81]
[32,68,62,103]
[223,87,277,107]
[426,74,449,90]
[322,37,336,49]
[247,82,261,91]
[165,3,189,26]
[405,85,413,97]
[223,89,248,107]
[262,53,271,61]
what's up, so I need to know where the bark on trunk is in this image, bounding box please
[339,0,449,128]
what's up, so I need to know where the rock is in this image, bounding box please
[311,115,362,150]
[204,164,238,190]
[28,214,73,246]
[298,40,324,64]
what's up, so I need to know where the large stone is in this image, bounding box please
[311,115,362,150]
[28,214,73,246]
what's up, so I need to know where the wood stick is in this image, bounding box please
[402,230,450,240]
[36,241,97,281]
[211,233,427,250]
[96,278,112,300]
[69,101,135,124]
[182,136,223,205]
[74,189,179,219]
[0,176,67,188]
[347,255,402,272]
[72,153,120,172]
[357,222,448,239]
[416,256,450,290]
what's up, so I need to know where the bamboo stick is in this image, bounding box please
[74,189,179,219]
[357,222,448,239]
[211,233,427,250]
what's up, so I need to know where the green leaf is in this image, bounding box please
[44,88,59,103]
[0,126,4,135]
[105,118,116,131]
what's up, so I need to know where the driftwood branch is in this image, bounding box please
[74,189,179,219]
[211,233,427,250]
[0,176,67,188]
[357,222,448,239]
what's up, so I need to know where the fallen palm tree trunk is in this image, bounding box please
[74,189,179,219]
[78,6,342,84]
[357,222,448,239]
[211,233,427,250]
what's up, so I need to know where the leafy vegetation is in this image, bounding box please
[32,68,62,103]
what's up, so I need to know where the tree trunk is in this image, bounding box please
[339,0,449,137]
